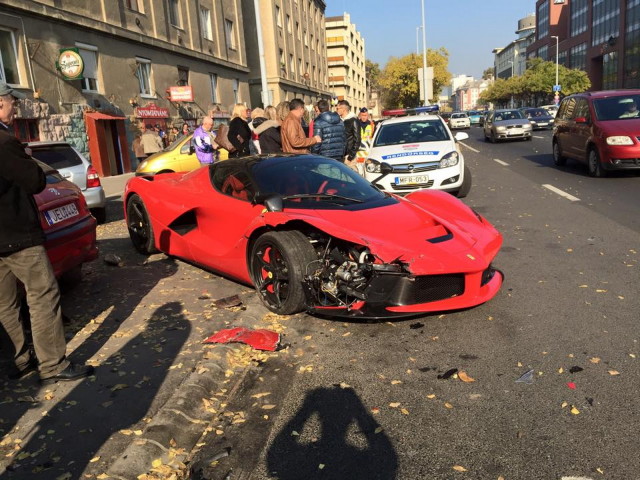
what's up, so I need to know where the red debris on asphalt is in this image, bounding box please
[567,382,577,390]
[204,327,280,351]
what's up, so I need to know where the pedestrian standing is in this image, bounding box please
[227,103,251,158]
[0,82,94,384]
[254,105,282,154]
[131,133,145,172]
[180,123,190,137]
[336,100,361,167]
[311,99,346,162]
[167,126,179,145]
[355,107,376,175]
[249,108,265,155]
[281,98,321,154]
[192,116,218,165]
[140,123,163,157]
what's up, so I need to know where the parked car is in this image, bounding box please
[478,111,492,127]
[541,104,559,116]
[124,155,503,318]
[449,112,471,129]
[364,114,471,197]
[440,112,452,125]
[552,90,640,177]
[35,160,98,283]
[483,109,532,142]
[520,107,555,129]
[466,110,482,125]
[27,142,107,223]
[136,134,229,176]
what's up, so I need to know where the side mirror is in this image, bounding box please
[575,116,588,124]
[254,192,283,212]
[189,145,195,155]
[454,132,469,142]
[372,162,393,184]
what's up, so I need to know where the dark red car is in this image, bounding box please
[124,155,503,318]
[553,90,640,176]
[36,161,98,282]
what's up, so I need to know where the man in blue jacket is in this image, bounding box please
[311,99,346,162]
[0,82,94,384]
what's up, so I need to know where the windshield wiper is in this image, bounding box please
[282,193,364,203]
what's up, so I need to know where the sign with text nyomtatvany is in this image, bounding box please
[135,103,170,118]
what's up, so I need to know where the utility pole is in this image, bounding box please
[254,0,269,107]
[420,0,428,105]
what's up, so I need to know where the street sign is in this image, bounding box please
[553,85,561,92]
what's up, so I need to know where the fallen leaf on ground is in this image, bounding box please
[391,380,402,385]
[426,394,436,399]
[389,402,401,408]
[590,357,601,364]
[400,408,410,415]
[251,392,271,399]
[444,402,453,409]
[374,426,383,434]
[261,404,276,409]
[452,465,467,472]
[570,406,580,415]
[458,371,475,383]
[608,370,620,376]
[89,456,100,463]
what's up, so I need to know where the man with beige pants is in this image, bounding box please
[0,82,94,384]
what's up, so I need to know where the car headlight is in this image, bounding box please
[439,151,459,168]
[496,126,506,132]
[524,124,532,130]
[606,136,634,146]
[366,159,381,173]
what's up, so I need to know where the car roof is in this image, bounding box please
[375,114,442,125]
[569,89,640,99]
[27,141,74,147]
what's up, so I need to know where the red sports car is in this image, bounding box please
[124,155,503,318]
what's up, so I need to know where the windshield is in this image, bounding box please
[29,144,83,169]
[494,110,524,121]
[523,108,548,117]
[374,120,450,146]
[451,113,467,119]
[251,156,389,209]
[593,95,640,121]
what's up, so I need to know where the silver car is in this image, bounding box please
[483,109,532,142]
[27,142,107,223]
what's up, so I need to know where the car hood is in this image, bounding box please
[369,142,453,163]
[598,118,640,135]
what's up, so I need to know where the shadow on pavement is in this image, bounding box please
[0,301,190,479]
[267,386,398,480]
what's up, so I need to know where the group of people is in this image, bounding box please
[131,123,191,171]
[189,99,376,175]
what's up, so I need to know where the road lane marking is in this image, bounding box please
[459,142,479,153]
[542,184,581,202]
[533,135,545,139]
[493,159,509,166]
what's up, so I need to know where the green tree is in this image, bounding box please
[379,49,451,108]
[366,59,381,90]
[482,67,495,80]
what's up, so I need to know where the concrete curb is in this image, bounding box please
[106,294,271,479]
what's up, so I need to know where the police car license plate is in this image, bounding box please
[395,175,429,186]
[44,203,79,226]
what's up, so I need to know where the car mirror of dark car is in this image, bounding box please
[254,192,284,212]
[575,116,588,124]
[189,145,195,155]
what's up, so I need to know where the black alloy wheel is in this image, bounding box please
[588,148,605,177]
[126,194,158,254]
[249,231,317,315]
[553,141,567,166]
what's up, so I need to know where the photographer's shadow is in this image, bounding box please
[267,386,398,480]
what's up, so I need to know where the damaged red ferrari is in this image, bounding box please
[124,154,503,318]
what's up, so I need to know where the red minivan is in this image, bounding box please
[552,90,640,177]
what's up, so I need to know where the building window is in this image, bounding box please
[225,19,236,50]
[177,66,189,86]
[233,78,239,103]
[0,29,20,85]
[210,73,218,103]
[135,57,153,96]
[76,43,99,92]
[276,5,282,28]
[168,0,181,28]
[624,0,640,87]
[602,51,618,89]
[537,0,549,40]
[570,0,588,36]
[592,0,620,47]
[570,42,587,71]
[200,7,212,40]
[125,0,144,13]
[538,45,548,61]
[13,119,39,142]
[279,49,285,72]
[286,14,291,33]
[289,54,294,77]
[296,21,300,39]
[558,50,568,67]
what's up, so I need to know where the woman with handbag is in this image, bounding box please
[227,103,251,158]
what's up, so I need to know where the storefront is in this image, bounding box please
[85,111,130,177]
[135,103,170,131]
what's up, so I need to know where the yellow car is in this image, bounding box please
[135,134,228,175]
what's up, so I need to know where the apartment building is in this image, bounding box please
[325,13,366,112]
[493,14,536,80]
[242,0,330,108]
[0,0,249,176]
[527,0,640,91]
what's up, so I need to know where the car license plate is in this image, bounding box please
[395,175,429,186]
[508,129,523,135]
[537,122,548,126]
[44,203,79,226]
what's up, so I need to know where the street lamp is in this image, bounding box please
[508,61,514,108]
[416,26,422,56]
[420,0,428,105]
[551,35,559,88]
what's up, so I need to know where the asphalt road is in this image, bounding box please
[194,126,640,480]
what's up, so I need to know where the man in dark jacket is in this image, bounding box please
[336,100,361,164]
[311,99,346,162]
[0,82,94,384]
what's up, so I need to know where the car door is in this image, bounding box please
[572,98,592,163]
[556,98,577,158]
[176,135,202,172]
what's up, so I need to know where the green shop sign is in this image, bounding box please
[56,48,84,80]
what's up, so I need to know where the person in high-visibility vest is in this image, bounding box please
[355,107,375,176]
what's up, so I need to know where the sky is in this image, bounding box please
[324,0,537,78]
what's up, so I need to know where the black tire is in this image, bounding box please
[91,207,107,224]
[484,130,490,142]
[526,136,532,141]
[249,231,317,315]
[126,194,158,254]
[588,148,605,177]
[490,131,497,143]
[455,165,472,198]
[553,141,567,166]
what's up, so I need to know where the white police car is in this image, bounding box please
[365,114,472,197]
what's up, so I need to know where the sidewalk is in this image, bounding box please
[101,172,135,198]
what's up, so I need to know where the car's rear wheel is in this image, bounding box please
[553,141,567,166]
[588,148,605,177]
[455,165,472,198]
[91,207,107,224]
[126,194,158,254]
[249,231,317,315]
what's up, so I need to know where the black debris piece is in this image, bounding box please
[569,366,584,374]
[214,295,243,308]
[410,322,425,329]
[437,368,458,380]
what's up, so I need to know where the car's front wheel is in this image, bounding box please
[249,231,317,315]
[553,141,567,166]
[126,194,158,254]
[588,148,605,177]
[455,165,472,198]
